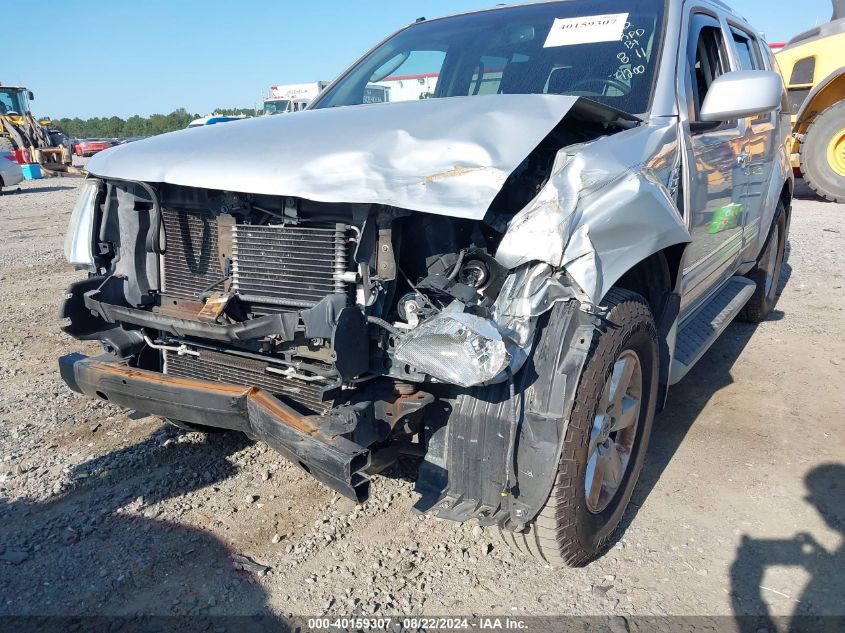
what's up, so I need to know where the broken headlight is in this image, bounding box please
[63,179,100,271]
[393,312,510,388]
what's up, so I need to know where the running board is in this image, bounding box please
[670,276,756,384]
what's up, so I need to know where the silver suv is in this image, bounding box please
[60,0,791,566]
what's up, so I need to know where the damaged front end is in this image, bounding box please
[59,94,687,526]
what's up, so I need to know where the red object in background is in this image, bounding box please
[74,139,117,157]
[11,149,28,164]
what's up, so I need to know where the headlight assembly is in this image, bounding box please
[393,312,510,388]
[63,179,100,270]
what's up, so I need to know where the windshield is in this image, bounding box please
[314,0,666,115]
[0,89,27,115]
[264,99,292,115]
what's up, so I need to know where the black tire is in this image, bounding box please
[166,418,229,434]
[739,202,788,323]
[800,100,845,203]
[502,288,659,567]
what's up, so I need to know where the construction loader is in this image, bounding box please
[775,0,845,202]
[0,83,71,169]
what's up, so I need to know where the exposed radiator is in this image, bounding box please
[232,223,349,308]
[161,208,350,309]
[164,349,333,414]
[162,209,223,300]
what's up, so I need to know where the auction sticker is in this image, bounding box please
[544,13,629,47]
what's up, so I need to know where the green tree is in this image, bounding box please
[51,108,212,139]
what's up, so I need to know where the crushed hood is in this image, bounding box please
[87,94,580,220]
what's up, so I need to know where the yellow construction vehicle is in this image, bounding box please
[0,83,71,168]
[775,0,845,202]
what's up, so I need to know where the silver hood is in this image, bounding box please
[88,95,580,220]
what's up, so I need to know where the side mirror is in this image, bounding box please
[27,90,35,101]
[699,70,782,122]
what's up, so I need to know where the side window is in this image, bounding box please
[368,50,446,103]
[786,56,816,113]
[689,22,729,120]
[731,28,778,121]
[469,56,507,95]
[789,57,816,86]
[731,29,764,71]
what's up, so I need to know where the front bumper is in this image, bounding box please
[59,353,371,501]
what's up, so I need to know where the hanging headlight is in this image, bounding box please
[63,179,100,270]
[393,312,510,387]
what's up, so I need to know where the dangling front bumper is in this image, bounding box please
[58,353,371,501]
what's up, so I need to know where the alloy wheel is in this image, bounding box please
[585,350,643,514]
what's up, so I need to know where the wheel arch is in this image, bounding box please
[602,244,686,411]
[780,178,794,205]
[605,245,686,312]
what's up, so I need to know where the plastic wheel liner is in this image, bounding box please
[415,301,597,527]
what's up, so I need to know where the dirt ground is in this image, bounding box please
[0,175,842,628]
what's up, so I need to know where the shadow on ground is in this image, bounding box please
[0,426,286,627]
[792,179,831,202]
[729,463,844,632]
[1,185,77,195]
[628,246,793,521]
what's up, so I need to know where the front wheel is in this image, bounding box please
[503,288,659,567]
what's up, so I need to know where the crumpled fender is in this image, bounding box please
[495,121,691,306]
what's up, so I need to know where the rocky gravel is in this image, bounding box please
[0,177,842,624]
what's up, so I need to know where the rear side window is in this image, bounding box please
[689,21,729,119]
[731,29,764,71]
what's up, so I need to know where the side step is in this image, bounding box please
[670,276,756,384]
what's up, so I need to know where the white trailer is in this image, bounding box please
[263,82,330,115]
[372,72,438,102]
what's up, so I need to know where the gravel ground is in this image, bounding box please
[0,176,842,625]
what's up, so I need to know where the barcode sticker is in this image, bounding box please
[544,13,629,48]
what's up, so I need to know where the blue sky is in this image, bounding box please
[3,0,835,119]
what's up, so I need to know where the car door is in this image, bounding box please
[728,25,778,262]
[679,12,746,314]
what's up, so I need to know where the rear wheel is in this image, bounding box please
[740,203,787,323]
[503,289,659,566]
[800,100,845,203]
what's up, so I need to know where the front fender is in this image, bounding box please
[563,170,690,305]
[495,120,691,307]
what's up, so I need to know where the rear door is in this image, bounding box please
[728,25,778,261]
[678,11,746,314]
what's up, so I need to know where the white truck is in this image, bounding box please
[263,82,330,115]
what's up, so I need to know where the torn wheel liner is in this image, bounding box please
[414,302,596,525]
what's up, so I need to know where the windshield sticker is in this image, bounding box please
[543,13,629,48]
